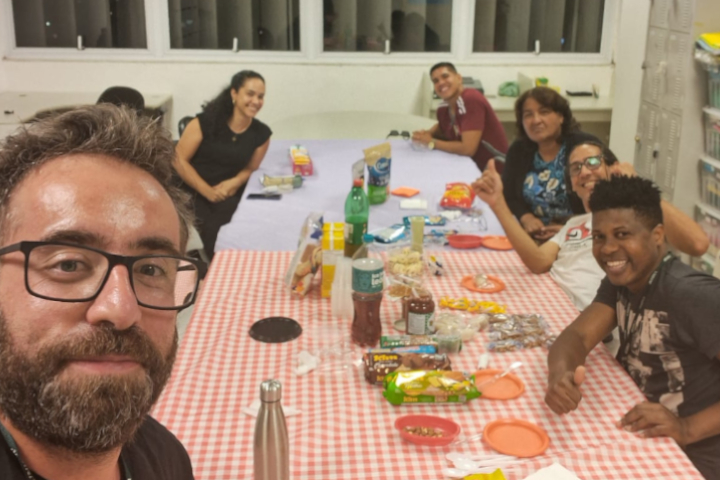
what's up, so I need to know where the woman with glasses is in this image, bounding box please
[174,70,272,261]
[502,87,599,242]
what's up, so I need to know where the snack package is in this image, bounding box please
[371,224,407,244]
[380,334,462,354]
[487,314,552,351]
[434,312,489,341]
[402,215,446,227]
[261,174,303,188]
[284,213,323,296]
[440,183,476,209]
[383,370,480,405]
[289,145,313,176]
[363,142,392,205]
[363,351,451,385]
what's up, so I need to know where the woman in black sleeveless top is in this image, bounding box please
[174,70,272,260]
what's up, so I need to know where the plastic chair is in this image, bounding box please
[97,86,145,114]
[178,116,194,137]
[186,224,210,267]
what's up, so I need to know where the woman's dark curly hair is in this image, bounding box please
[201,70,265,138]
[514,87,579,144]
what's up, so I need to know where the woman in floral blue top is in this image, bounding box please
[501,87,599,241]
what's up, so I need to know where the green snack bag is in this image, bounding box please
[383,370,480,405]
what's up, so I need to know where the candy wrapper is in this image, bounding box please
[380,334,462,354]
[440,183,475,209]
[487,314,552,351]
[383,370,480,405]
[284,213,323,296]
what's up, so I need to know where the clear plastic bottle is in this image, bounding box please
[253,380,289,480]
[344,179,369,257]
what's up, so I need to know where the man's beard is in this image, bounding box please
[0,312,177,454]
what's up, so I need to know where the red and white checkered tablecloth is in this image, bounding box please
[152,250,702,480]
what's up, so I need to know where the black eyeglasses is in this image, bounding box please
[387,130,410,140]
[0,242,207,311]
[568,155,604,177]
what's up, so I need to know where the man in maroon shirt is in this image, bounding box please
[412,62,508,173]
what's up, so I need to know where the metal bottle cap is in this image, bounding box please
[259,379,282,402]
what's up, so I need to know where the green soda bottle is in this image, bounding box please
[344,179,369,257]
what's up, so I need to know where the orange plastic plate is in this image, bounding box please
[391,186,420,197]
[473,369,525,400]
[461,275,506,294]
[482,235,513,251]
[483,418,549,457]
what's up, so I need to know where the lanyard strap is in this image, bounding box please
[618,252,674,363]
[0,422,132,480]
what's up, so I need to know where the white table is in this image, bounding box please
[0,91,173,138]
[215,139,503,251]
[271,111,436,140]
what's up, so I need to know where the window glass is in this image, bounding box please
[324,0,452,53]
[12,0,147,48]
[473,0,605,53]
[168,0,300,51]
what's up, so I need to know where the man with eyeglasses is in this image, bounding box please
[0,105,200,479]
[411,62,508,173]
[472,140,707,314]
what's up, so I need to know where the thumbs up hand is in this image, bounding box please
[471,159,504,209]
[545,365,586,415]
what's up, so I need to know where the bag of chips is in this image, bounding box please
[383,370,480,405]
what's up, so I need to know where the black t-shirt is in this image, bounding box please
[0,416,194,480]
[191,113,272,188]
[594,257,720,479]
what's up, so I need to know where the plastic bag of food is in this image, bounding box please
[440,183,475,209]
[383,370,480,405]
[364,142,392,204]
[284,213,323,296]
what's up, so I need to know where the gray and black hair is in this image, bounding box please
[0,104,193,248]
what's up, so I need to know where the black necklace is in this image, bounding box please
[0,422,132,480]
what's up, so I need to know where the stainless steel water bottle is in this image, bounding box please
[253,379,289,480]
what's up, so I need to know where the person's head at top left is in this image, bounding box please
[589,175,665,294]
[0,105,199,459]
[429,62,463,102]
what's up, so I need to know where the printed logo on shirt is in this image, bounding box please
[616,301,685,414]
[561,219,592,252]
[456,96,467,115]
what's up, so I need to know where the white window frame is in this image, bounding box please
[2,0,617,66]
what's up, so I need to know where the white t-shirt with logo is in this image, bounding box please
[548,213,606,311]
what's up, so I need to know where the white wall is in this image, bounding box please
[0,59,614,138]
[608,0,651,164]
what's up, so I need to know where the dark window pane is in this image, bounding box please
[168,0,300,51]
[473,0,604,53]
[324,0,452,53]
[12,0,147,48]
